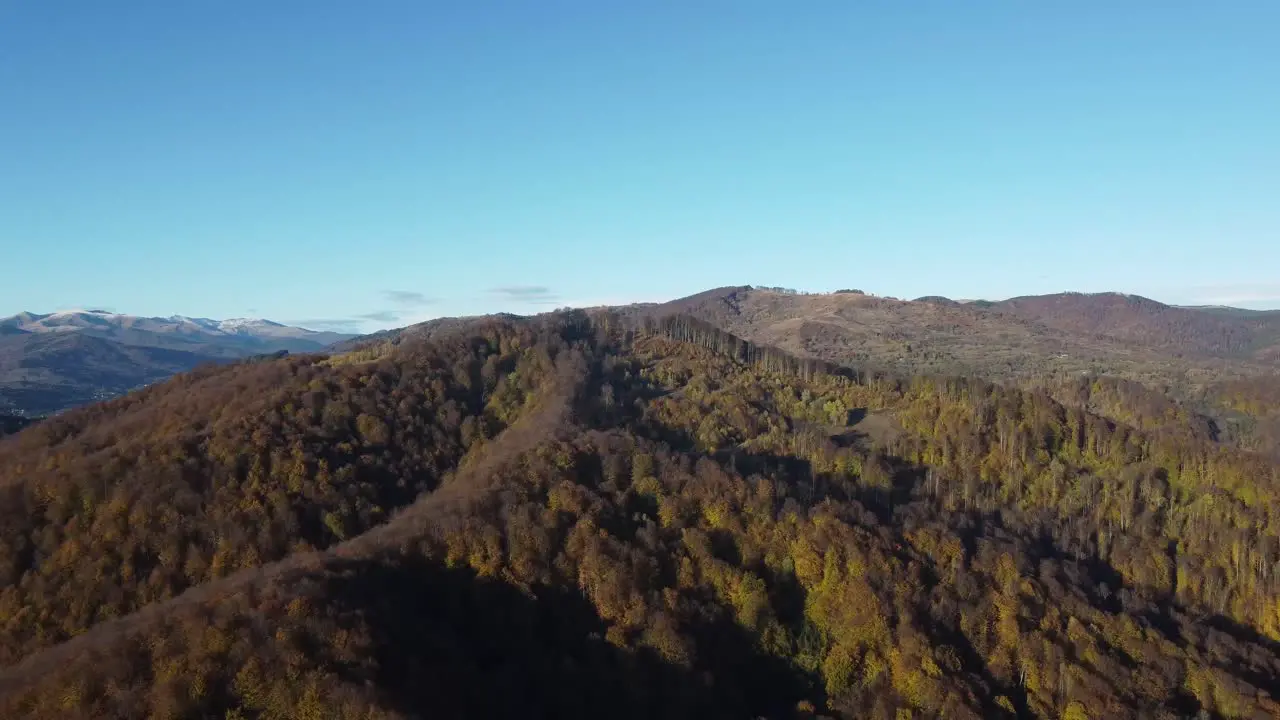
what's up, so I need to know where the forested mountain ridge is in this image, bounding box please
[328,312,528,354]
[0,317,561,662]
[628,287,1280,457]
[0,312,1278,718]
[635,287,1280,373]
[992,293,1280,359]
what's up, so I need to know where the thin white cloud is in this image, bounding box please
[384,290,437,306]
[490,286,561,305]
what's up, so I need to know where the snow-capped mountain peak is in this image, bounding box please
[0,310,359,417]
[1,310,354,349]
[217,317,284,331]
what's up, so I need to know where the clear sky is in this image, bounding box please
[2,2,1278,332]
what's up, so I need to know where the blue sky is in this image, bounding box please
[2,2,1277,332]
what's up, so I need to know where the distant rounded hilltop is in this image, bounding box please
[911,295,960,306]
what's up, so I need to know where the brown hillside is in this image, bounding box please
[992,292,1280,359]
[628,288,1280,455]
[0,314,1278,718]
[633,287,1276,381]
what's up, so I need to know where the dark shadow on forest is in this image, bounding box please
[1192,614,1280,699]
[583,378,1280,717]
[943,504,1280,707]
[0,414,37,438]
[318,554,812,720]
[631,412,920,528]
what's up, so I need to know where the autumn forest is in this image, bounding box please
[0,309,1277,718]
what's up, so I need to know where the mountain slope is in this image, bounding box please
[1,310,353,355]
[635,287,1280,375]
[990,292,1280,359]
[0,332,224,416]
[0,316,561,662]
[0,310,356,415]
[0,313,1277,718]
[329,313,527,354]
[630,287,1280,454]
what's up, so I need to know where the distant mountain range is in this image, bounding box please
[597,287,1280,457]
[347,287,1280,372]
[0,310,355,415]
[9,290,1280,421]
[616,287,1280,373]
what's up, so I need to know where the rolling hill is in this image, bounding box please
[632,287,1280,377]
[991,292,1280,359]
[0,312,1277,718]
[624,287,1280,455]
